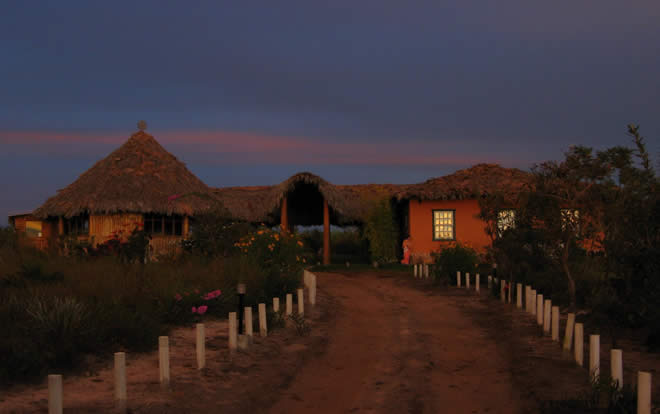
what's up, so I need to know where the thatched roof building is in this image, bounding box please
[213,172,408,225]
[394,163,531,201]
[34,131,216,219]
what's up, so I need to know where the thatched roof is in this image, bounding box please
[213,165,529,224]
[393,163,531,201]
[213,172,408,224]
[34,131,216,218]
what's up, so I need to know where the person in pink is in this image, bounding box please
[401,237,412,265]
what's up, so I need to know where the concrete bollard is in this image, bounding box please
[543,299,551,334]
[516,283,522,308]
[551,306,559,341]
[457,271,461,287]
[488,275,492,289]
[309,273,317,306]
[259,303,267,337]
[286,293,293,315]
[114,352,127,411]
[611,349,623,389]
[244,307,253,337]
[475,274,480,293]
[574,323,584,366]
[425,264,430,279]
[563,313,576,351]
[589,334,600,381]
[500,280,506,303]
[637,371,651,414]
[48,374,63,414]
[228,312,238,353]
[414,264,418,278]
[273,297,280,312]
[196,324,205,370]
[536,294,544,326]
[297,288,304,316]
[524,286,530,312]
[466,272,470,289]
[530,290,537,316]
[158,336,170,388]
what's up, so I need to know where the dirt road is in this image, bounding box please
[267,271,531,414]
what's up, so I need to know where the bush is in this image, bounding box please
[363,199,399,263]
[431,242,479,285]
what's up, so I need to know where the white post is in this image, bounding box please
[589,334,600,381]
[530,290,536,315]
[244,307,253,337]
[273,297,280,312]
[611,349,623,389]
[425,264,429,279]
[457,271,461,287]
[574,323,584,367]
[414,264,418,278]
[637,371,651,414]
[488,275,492,289]
[228,312,237,353]
[563,313,575,351]
[466,272,470,289]
[500,280,505,302]
[48,374,63,414]
[524,286,529,312]
[551,306,559,341]
[475,274,480,293]
[114,352,127,411]
[196,324,205,370]
[286,293,293,316]
[543,299,551,334]
[516,284,522,308]
[309,273,317,306]
[536,294,544,325]
[297,288,304,316]
[259,303,267,337]
[158,336,170,388]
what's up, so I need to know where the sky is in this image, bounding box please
[1,1,659,224]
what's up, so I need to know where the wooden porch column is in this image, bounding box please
[280,196,289,233]
[58,217,64,235]
[323,198,331,265]
[183,216,190,237]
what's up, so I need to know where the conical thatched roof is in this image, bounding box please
[394,163,531,201]
[34,131,216,218]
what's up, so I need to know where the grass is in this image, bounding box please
[0,242,301,385]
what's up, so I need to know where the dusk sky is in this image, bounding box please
[2,1,659,224]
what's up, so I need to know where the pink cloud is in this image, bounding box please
[0,129,524,167]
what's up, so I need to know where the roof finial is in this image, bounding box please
[137,120,147,131]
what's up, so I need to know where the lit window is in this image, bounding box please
[25,221,43,238]
[433,210,455,241]
[561,209,580,233]
[497,209,516,236]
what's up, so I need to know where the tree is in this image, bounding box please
[363,199,399,263]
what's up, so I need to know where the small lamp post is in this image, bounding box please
[237,283,246,334]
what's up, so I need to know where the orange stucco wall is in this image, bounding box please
[407,199,490,263]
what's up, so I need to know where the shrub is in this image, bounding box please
[363,199,399,263]
[431,242,479,285]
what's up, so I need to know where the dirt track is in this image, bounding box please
[267,271,531,414]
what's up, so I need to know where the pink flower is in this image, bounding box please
[174,293,182,301]
[197,305,208,315]
[192,306,197,313]
[168,194,181,201]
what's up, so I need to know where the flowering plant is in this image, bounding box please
[171,288,223,320]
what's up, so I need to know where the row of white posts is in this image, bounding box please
[46,271,318,414]
[413,263,431,279]
[453,269,652,414]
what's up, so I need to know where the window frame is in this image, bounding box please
[432,209,456,241]
[144,213,183,236]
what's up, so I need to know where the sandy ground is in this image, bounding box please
[2,270,658,413]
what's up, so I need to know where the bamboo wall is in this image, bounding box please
[89,214,144,245]
[10,215,56,250]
